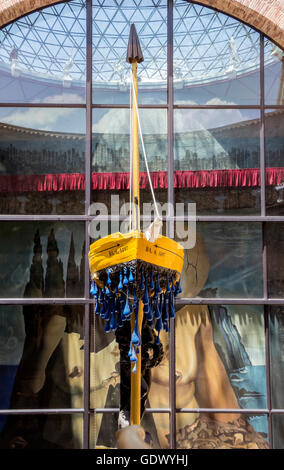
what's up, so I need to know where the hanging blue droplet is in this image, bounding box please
[162,294,168,322]
[163,320,169,333]
[131,303,141,346]
[110,310,117,331]
[159,293,163,313]
[104,301,111,321]
[155,274,161,295]
[155,316,162,336]
[107,269,112,286]
[129,267,134,283]
[143,282,149,305]
[154,298,161,319]
[131,329,140,347]
[99,288,104,303]
[171,276,175,293]
[150,271,154,291]
[129,345,137,363]
[123,301,131,317]
[147,306,153,322]
[122,288,131,317]
[90,280,97,296]
[174,278,182,297]
[100,300,106,318]
[143,303,149,314]
[118,271,123,291]
[128,345,132,358]
[123,267,128,287]
[94,301,100,314]
[132,362,137,373]
[104,320,111,333]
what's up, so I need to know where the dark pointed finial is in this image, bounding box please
[126,23,144,64]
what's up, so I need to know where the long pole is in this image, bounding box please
[130,59,143,426]
[131,61,140,232]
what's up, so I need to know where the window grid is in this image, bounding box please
[0,0,283,450]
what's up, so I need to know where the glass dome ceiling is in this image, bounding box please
[0,0,278,87]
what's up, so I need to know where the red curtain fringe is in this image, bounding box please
[0,168,283,193]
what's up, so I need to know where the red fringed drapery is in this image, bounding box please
[0,168,283,193]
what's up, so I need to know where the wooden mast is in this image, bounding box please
[126,23,144,426]
[131,60,140,232]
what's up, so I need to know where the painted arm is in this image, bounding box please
[194,307,240,422]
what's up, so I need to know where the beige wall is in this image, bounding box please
[0,0,284,48]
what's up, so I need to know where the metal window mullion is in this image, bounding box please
[4,406,284,415]
[175,298,284,305]
[0,103,86,108]
[264,304,273,448]
[1,215,284,222]
[83,0,92,451]
[173,104,261,109]
[0,409,84,415]
[260,34,266,218]
[1,297,284,305]
[92,104,168,109]
[167,0,176,451]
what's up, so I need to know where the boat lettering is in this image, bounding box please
[146,246,157,255]
[145,246,165,257]
[108,246,128,257]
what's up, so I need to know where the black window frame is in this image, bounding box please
[0,0,283,450]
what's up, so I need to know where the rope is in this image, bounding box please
[129,71,133,232]
[130,75,161,221]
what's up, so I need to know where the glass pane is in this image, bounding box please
[0,221,85,298]
[174,109,261,215]
[169,304,267,448]
[92,0,167,105]
[142,413,169,450]
[267,223,284,298]
[176,223,263,299]
[173,2,260,105]
[90,313,119,449]
[0,107,85,215]
[0,304,85,412]
[175,413,268,449]
[264,39,284,105]
[265,109,284,216]
[91,413,119,449]
[91,108,167,213]
[270,306,284,410]
[0,413,83,449]
[272,415,284,449]
[0,1,86,104]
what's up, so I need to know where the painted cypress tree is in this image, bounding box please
[66,233,80,298]
[24,228,44,298]
[44,228,65,298]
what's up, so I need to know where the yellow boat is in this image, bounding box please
[89,230,184,290]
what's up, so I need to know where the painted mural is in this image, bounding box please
[0,221,276,449]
